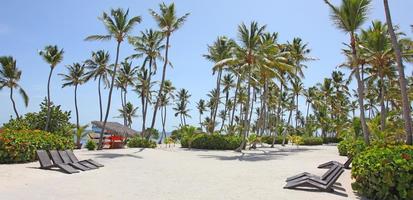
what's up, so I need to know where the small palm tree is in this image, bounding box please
[117,102,138,128]
[158,80,175,143]
[116,59,138,126]
[85,8,141,149]
[59,63,88,134]
[39,45,64,131]
[0,56,29,119]
[149,3,190,130]
[174,88,191,126]
[196,99,207,130]
[84,50,110,121]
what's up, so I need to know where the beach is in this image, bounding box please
[0,145,360,200]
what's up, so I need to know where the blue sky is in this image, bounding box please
[0,0,412,131]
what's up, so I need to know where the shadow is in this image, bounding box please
[26,166,69,174]
[92,153,142,159]
[285,185,349,198]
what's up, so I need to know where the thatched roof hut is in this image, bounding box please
[91,121,138,137]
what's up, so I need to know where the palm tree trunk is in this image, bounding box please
[383,0,413,145]
[282,107,293,146]
[230,74,241,127]
[74,84,81,149]
[98,75,103,122]
[142,58,153,136]
[98,41,121,150]
[236,69,251,152]
[150,35,170,131]
[350,32,370,145]
[212,69,222,131]
[158,105,166,144]
[10,87,20,119]
[271,82,283,148]
[220,90,230,132]
[45,67,54,131]
[379,75,386,131]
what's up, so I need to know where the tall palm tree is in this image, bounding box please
[196,99,207,130]
[85,50,110,122]
[0,56,29,119]
[39,45,64,131]
[149,3,190,131]
[221,74,235,131]
[85,8,141,149]
[135,68,153,133]
[324,0,372,145]
[158,80,175,142]
[383,0,413,144]
[117,59,138,126]
[59,63,87,148]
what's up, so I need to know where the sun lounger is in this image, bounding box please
[284,167,344,192]
[65,150,104,168]
[286,163,340,182]
[36,150,79,174]
[57,150,93,171]
[318,157,352,169]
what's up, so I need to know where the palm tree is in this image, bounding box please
[158,80,175,142]
[174,88,191,126]
[0,56,29,119]
[383,0,413,144]
[59,63,88,136]
[85,50,110,122]
[324,0,372,145]
[117,102,138,128]
[85,8,141,149]
[220,74,235,131]
[117,59,138,126]
[39,45,64,131]
[149,3,190,131]
[196,99,207,130]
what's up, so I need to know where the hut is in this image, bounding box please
[90,121,139,148]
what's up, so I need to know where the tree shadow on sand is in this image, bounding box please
[198,147,317,162]
[286,184,349,198]
[91,152,143,159]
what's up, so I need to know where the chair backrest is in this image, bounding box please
[49,150,64,165]
[320,164,339,180]
[343,157,352,168]
[58,151,73,163]
[325,168,344,189]
[65,150,80,162]
[36,150,53,168]
[323,164,343,183]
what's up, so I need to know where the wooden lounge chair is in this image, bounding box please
[36,150,79,174]
[57,150,94,171]
[318,157,352,169]
[284,167,345,192]
[65,150,104,168]
[286,163,340,182]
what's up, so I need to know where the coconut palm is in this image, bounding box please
[85,8,141,149]
[324,0,372,145]
[135,68,153,133]
[158,80,175,141]
[39,45,64,131]
[117,102,138,128]
[220,74,235,131]
[59,63,88,135]
[196,99,207,130]
[149,3,190,131]
[84,50,110,122]
[117,59,138,126]
[383,0,413,144]
[174,88,191,126]
[0,56,29,119]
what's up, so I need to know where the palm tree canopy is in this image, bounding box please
[38,45,64,68]
[128,29,165,70]
[84,50,111,84]
[59,63,88,88]
[85,8,142,42]
[0,56,29,106]
[324,0,371,33]
[149,3,190,35]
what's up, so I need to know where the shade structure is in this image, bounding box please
[91,121,138,137]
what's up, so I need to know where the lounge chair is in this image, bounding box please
[284,166,344,192]
[318,157,352,169]
[286,163,340,182]
[36,150,79,174]
[65,150,104,168]
[57,150,94,171]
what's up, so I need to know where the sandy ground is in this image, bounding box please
[0,144,363,200]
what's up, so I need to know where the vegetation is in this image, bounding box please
[0,129,73,163]
[127,136,157,148]
[85,140,97,151]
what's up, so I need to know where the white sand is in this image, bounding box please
[0,145,362,200]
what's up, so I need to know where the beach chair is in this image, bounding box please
[283,167,345,192]
[65,150,104,168]
[318,157,352,169]
[36,150,79,174]
[286,163,340,182]
[57,150,95,171]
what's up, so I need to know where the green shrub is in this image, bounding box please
[301,137,323,145]
[127,136,157,148]
[352,145,413,200]
[337,140,350,156]
[85,140,97,151]
[182,133,242,150]
[323,137,343,144]
[0,129,74,164]
[261,135,288,145]
[337,139,366,157]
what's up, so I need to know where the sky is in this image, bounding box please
[0,0,412,132]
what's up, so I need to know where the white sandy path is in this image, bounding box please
[0,145,362,200]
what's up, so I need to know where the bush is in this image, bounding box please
[323,137,343,144]
[337,139,366,157]
[85,140,97,151]
[352,145,413,200]
[261,135,288,145]
[301,137,323,145]
[182,133,242,150]
[127,136,157,148]
[0,129,74,164]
